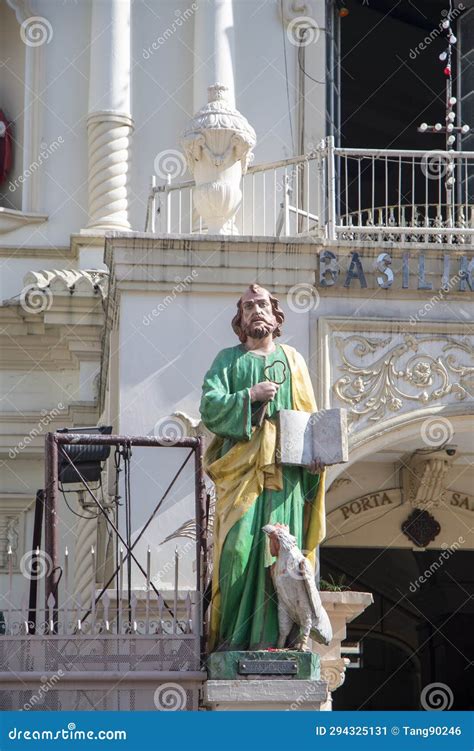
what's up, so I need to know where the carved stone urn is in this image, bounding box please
[181,84,256,235]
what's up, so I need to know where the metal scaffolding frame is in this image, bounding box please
[43,431,207,653]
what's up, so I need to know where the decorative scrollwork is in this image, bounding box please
[333,333,474,424]
[321,659,348,691]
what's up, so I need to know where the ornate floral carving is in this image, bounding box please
[181,85,256,176]
[180,84,256,234]
[401,508,441,547]
[333,333,474,425]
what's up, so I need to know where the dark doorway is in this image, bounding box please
[339,0,464,150]
[334,1,471,221]
[320,547,474,710]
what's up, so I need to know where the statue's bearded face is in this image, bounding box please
[240,289,277,340]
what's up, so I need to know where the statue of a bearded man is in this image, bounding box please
[200,284,326,651]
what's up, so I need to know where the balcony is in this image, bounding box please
[145,137,474,246]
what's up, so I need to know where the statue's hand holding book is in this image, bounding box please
[277,408,349,468]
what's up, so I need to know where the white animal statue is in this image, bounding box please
[262,523,333,651]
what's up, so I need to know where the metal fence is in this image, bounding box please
[145,137,474,244]
[335,146,473,244]
[0,432,208,710]
[0,583,202,710]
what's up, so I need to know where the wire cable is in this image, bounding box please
[298,41,325,85]
[280,0,295,152]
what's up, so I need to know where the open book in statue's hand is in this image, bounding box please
[277,408,349,467]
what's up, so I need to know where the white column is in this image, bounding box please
[193,0,235,110]
[85,0,134,231]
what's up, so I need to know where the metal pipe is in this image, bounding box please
[327,135,336,241]
[53,433,199,448]
[194,436,207,659]
[0,671,206,687]
[335,148,473,158]
[44,433,59,625]
[150,175,156,232]
[28,489,44,633]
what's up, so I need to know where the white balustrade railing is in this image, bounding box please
[145,152,325,237]
[145,137,474,244]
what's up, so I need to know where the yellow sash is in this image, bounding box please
[205,344,326,649]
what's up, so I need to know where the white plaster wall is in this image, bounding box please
[129,0,195,232]
[1,0,326,251]
[118,289,310,434]
[114,289,310,587]
[0,371,81,413]
[1,0,91,247]
[38,0,91,234]
[313,294,474,323]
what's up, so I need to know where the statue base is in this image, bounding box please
[204,651,328,710]
[207,650,320,681]
[204,678,328,710]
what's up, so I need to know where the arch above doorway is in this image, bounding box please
[324,411,473,550]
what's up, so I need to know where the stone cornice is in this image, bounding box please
[104,233,474,300]
[104,231,474,255]
[0,245,73,259]
[0,237,105,275]
[70,232,108,256]
[0,299,104,369]
[0,208,49,234]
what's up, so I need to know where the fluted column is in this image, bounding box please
[85,0,134,231]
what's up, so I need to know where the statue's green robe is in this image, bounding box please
[200,342,326,651]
